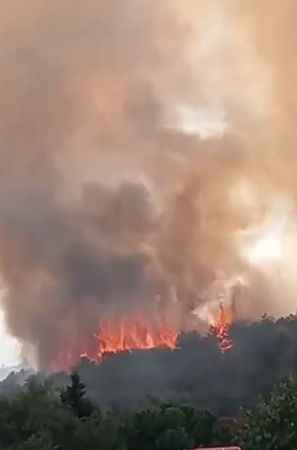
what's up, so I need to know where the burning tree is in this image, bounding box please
[210,303,233,353]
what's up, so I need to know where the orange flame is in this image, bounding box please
[49,314,179,372]
[96,315,178,359]
[210,303,233,353]
[49,303,234,372]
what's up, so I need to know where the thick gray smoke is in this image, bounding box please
[0,0,297,368]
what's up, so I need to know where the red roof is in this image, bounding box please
[192,448,241,450]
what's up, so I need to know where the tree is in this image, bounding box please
[124,402,213,450]
[125,406,163,450]
[72,411,126,450]
[237,377,297,450]
[161,406,186,429]
[15,431,55,450]
[155,427,193,450]
[60,372,94,418]
[184,407,216,446]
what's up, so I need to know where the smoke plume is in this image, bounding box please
[0,0,297,368]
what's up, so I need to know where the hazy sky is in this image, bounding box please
[0,311,20,366]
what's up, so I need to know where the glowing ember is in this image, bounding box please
[210,302,233,353]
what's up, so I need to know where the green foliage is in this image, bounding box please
[0,373,98,449]
[161,406,186,429]
[124,401,218,450]
[71,411,126,450]
[0,372,227,450]
[237,377,297,450]
[7,368,294,449]
[60,372,94,418]
[15,431,55,450]
[3,317,297,448]
[189,409,216,445]
[156,427,193,450]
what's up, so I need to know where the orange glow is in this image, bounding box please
[97,315,178,359]
[49,303,235,373]
[49,314,179,372]
[210,303,233,353]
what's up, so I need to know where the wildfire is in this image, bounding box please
[210,302,233,353]
[49,298,236,372]
[96,315,179,359]
[49,314,179,372]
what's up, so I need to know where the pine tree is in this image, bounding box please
[60,372,93,418]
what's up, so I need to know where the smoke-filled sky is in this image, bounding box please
[1,0,297,367]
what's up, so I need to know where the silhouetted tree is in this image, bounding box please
[60,372,93,418]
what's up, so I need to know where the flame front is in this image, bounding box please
[49,306,233,373]
[49,314,179,372]
[96,315,179,359]
[49,286,238,372]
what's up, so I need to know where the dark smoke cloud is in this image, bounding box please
[0,180,160,367]
[0,0,296,367]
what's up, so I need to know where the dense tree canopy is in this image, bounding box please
[0,368,297,448]
[0,373,234,450]
[237,377,297,450]
[1,315,297,448]
[57,314,297,415]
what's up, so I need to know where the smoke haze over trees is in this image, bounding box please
[1,325,297,449]
[1,315,297,417]
[70,315,297,415]
[0,1,297,367]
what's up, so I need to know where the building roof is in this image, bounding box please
[192,447,241,450]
